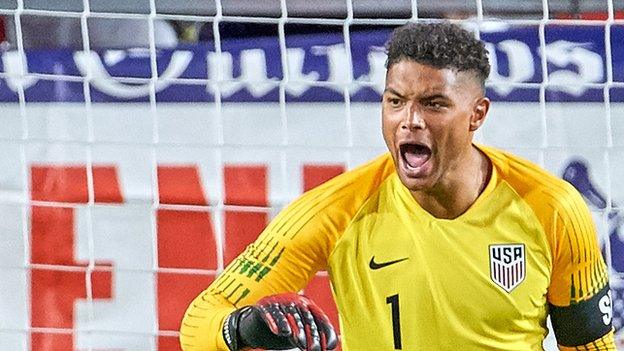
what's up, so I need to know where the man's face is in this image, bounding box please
[382,59,488,193]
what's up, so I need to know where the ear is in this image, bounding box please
[469,97,490,132]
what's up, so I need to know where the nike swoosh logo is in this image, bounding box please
[369,256,409,270]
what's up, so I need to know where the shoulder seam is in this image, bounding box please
[327,175,394,262]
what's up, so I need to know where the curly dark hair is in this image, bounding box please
[385,22,490,88]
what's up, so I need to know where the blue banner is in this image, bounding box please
[0,25,622,102]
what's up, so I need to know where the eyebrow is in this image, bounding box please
[383,88,405,98]
[383,88,449,101]
[421,93,449,101]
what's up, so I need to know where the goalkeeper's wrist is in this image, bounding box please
[222,306,252,351]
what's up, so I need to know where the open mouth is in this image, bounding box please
[400,143,432,170]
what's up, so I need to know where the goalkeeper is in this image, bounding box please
[180,22,615,350]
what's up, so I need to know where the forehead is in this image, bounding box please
[384,60,469,96]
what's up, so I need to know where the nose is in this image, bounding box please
[401,106,425,130]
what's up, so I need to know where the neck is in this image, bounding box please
[411,146,491,219]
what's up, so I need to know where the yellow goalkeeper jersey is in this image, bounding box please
[180,145,615,351]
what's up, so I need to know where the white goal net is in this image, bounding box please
[0,0,622,350]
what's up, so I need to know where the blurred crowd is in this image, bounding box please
[0,7,622,50]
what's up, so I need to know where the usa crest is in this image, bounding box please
[489,244,525,293]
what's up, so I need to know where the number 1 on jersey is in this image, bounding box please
[386,294,402,349]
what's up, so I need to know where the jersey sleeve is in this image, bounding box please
[179,154,394,351]
[543,183,615,349]
[478,145,616,349]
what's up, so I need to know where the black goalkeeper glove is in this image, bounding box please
[222,292,339,351]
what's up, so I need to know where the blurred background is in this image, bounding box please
[1,0,624,49]
[0,0,623,350]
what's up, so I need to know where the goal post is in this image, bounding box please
[0,0,622,350]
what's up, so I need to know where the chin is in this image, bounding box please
[397,173,434,193]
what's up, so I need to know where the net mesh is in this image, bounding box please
[0,0,622,350]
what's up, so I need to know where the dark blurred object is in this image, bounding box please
[0,16,5,43]
[198,22,399,42]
